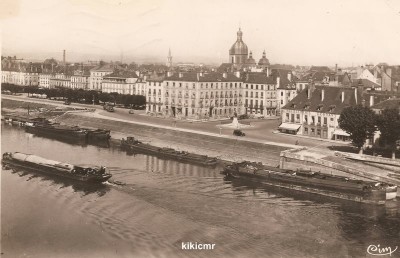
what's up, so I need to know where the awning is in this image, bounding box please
[333,129,350,137]
[278,123,301,131]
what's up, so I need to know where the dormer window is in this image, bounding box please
[291,103,296,108]
[316,104,323,111]
[328,105,336,112]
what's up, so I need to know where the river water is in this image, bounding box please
[2,123,400,258]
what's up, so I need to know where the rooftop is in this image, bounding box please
[371,98,400,110]
[282,86,368,114]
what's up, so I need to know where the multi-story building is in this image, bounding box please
[89,63,114,91]
[275,69,298,114]
[279,85,371,141]
[146,73,166,113]
[101,70,138,94]
[1,62,41,86]
[242,72,277,116]
[135,78,147,96]
[70,70,90,90]
[374,65,400,92]
[164,72,243,119]
[49,73,71,88]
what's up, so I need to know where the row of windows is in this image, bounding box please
[285,113,335,124]
[166,82,241,89]
[245,91,276,98]
[245,99,277,105]
[245,84,276,90]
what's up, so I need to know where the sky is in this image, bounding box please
[1,0,400,66]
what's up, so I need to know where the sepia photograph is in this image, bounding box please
[1,0,400,257]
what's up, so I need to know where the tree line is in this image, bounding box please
[339,105,400,159]
[2,84,146,107]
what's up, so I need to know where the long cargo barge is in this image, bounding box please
[24,122,111,142]
[121,137,217,167]
[2,152,112,183]
[25,123,88,140]
[221,161,398,205]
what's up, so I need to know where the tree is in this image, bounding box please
[376,108,400,159]
[338,105,376,154]
[99,92,111,104]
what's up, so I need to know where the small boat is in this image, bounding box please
[2,152,112,183]
[221,161,397,205]
[121,137,217,166]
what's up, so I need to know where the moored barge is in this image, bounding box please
[25,122,111,142]
[2,152,112,183]
[121,137,217,166]
[221,161,397,205]
[84,128,111,141]
[25,123,88,140]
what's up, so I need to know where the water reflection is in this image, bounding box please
[2,122,400,258]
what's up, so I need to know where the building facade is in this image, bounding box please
[89,64,114,91]
[39,72,52,88]
[101,70,138,95]
[163,72,243,119]
[146,73,166,114]
[280,85,369,141]
[242,72,277,116]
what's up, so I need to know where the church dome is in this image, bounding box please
[229,28,248,55]
[246,51,256,65]
[258,50,270,66]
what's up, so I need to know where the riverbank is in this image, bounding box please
[58,112,289,165]
[2,97,298,165]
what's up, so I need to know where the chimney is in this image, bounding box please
[386,67,392,77]
[287,73,292,81]
[341,91,345,103]
[179,72,183,78]
[277,77,280,88]
[167,71,173,77]
[321,89,325,101]
[354,87,357,105]
[370,95,374,107]
[307,83,315,100]
[235,71,241,78]
[223,72,227,78]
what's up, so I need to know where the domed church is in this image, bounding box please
[219,28,270,73]
[229,28,248,65]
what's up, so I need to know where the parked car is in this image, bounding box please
[233,129,245,136]
[129,109,135,114]
[103,104,114,112]
[64,100,71,105]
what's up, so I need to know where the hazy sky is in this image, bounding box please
[1,0,400,66]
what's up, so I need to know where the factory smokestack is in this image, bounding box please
[63,50,66,65]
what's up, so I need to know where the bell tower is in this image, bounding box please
[167,48,173,68]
